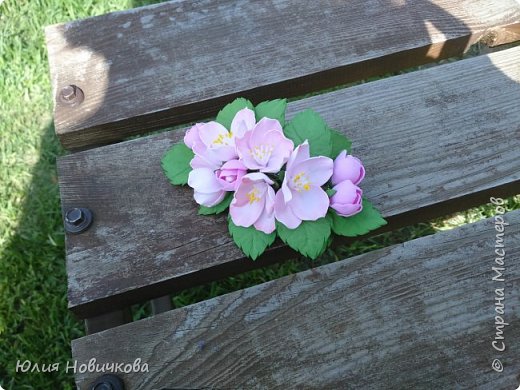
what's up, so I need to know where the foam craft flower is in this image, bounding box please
[330,179,363,217]
[162,97,386,260]
[331,150,365,186]
[230,173,276,234]
[216,159,247,191]
[236,117,294,173]
[185,108,256,163]
[187,168,226,207]
[275,142,333,228]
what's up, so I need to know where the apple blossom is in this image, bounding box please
[235,118,294,173]
[229,173,276,234]
[274,141,333,228]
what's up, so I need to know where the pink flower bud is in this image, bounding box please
[215,160,247,191]
[330,180,363,217]
[331,150,365,186]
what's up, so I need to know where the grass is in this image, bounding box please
[0,0,518,388]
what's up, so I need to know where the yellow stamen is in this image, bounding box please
[247,187,261,204]
[249,144,274,161]
[292,172,311,192]
[213,132,233,145]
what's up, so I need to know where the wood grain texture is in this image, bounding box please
[58,47,520,319]
[72,210,520,389]
[45,0,520,149]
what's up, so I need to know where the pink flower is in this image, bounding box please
[185,108,256,164]
[216,160,247,191]
[274,141,333,228]
[187,168,226,207]
[230,173,276,234]
[236,118,294,173]
[331,150,365,186]
[190,142,222,171]
[184,123,204,149]
[330,180,363,217]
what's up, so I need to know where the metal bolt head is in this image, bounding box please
[90,374,124,390]
[65,208,84,226]
[61,85,76,101]
[64,207,93,234]
[93,384,113,390]
[59,84,84,105]
[94,382,114,390]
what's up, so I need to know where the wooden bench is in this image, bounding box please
[45,1,520,388]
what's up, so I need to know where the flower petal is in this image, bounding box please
[281,177,293,203]
[290,186,330,221]
[251,118,283,146]
[211,146,238,162]
[331,202,362,217]
[254,186,276,234]
[230,192,264,228]
[220,159,246,171]
[194,190,226,207]
[331,151,365,186]
[244,172,274,185]
[292,156,333,187]
[184,123,203,149]
[188,168,222,193]
[286,141,310,172]
[274,189,302,229]
[261,131,294,173]
[230,173,273,227]
[331,180,363,204]
[236,130,265,171]
[190,143,222,170]
[198,121,230,147]
[231,108,256,139]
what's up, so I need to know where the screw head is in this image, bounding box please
[65,208,84,226]
[94,382,114,390]
[93,384,113,390]
[59,84,84,105]
[90,374,124,390]
[64,207,93,234]
[61,85,76,101]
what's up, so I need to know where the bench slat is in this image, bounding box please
[58,46,520,319]
[45,0,520,149]
[71,210,520,389]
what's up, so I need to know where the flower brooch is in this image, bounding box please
[162,98,386,259]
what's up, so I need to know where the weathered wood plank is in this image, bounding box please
[85,309,132,335]
[58,47,520,319]
[45,0,520,149]
[72,210,520,389]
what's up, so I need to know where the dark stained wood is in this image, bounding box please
[44,0,520,149]
[151,296,172,315]
[85,309,132,335]
[58,46,520,319]
[72,210,520,389]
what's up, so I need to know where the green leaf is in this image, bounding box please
[216,98,254,129]
[198,193,233,215]
[329,128,352,157]
[255,99,287,126]
[329,199,387,237]
[228,219,276,260]
[283,109,332,156]
[326,188,336,197]
[276,217,331,259]
[161,143,194,185]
